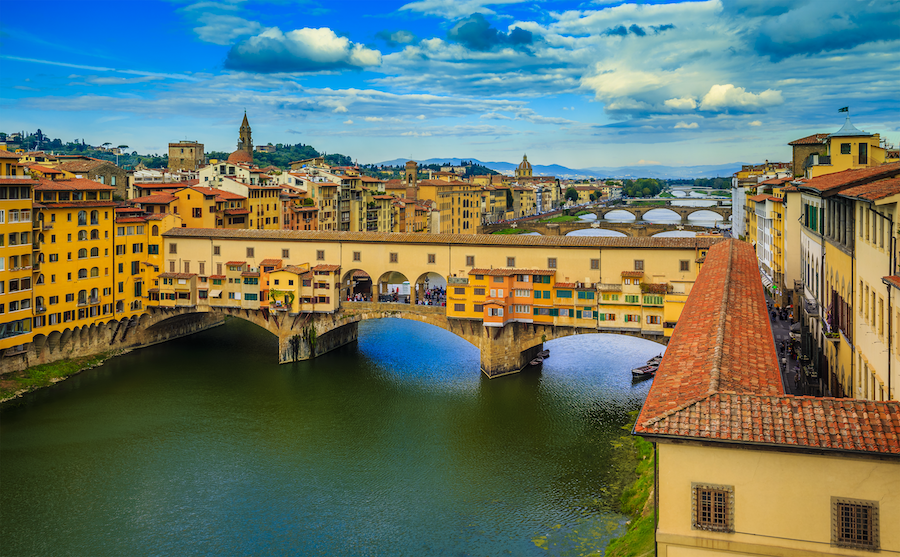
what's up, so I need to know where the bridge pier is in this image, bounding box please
[278,321,359,364]
[479,322,545,378]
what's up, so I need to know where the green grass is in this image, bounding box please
[575,210,591,216]
[604,414,657,557]
[627,200,666,206]
[540,215,579,223]
[658,192,675,198]
[0,352,112,402]
[491,228,529,234]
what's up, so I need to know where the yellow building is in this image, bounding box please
[1,152,38,353]
[31,177,118,339]
[636,239,900,556]
[806,115,890,179]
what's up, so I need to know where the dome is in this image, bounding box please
[227,149,253,164]
[517,155,532,170]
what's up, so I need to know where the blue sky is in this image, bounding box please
[1,0,898,168]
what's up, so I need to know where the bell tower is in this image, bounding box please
[237,111,253,154]
[405,160,418,200]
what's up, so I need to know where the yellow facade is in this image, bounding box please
[656,443,899,556]
[0,169,37,352]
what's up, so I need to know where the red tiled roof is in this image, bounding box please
[352,270,370,278]
[131,194,176,204]
[209,275,226,280]
[259,259,283,267]
[241,271,260,277]
[788,133,829,145]
[274,265,307,275]
[621,270,644,277]
[839,177,900,202]
[159,272,196,279]
[469,268,556,276]
[224,208,250,215]
[312,264,340,272]
[225,261,246,266]
[215,191,246,200]
[29,165,65,174]
[115,217,149,223]
[56,160,109,172]
[798,162,900,194]
[635,239,900,455]
[554,282,577,288]
[35,201,119,208]
[0,177,37,185]
[33,177,116,191]
[748,193,770,202]
[758,177,792,186]
[0,150,20,159]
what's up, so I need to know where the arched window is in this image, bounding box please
[78,248,87,259]
[90,288,99,300]
[78,268,88,279]
[90,267,99,277]
[116,301,124,313]
[37,253,44,263]
[78,290,87,304]
[90,210,99,225]
[38,233,44,243]
[152,225,159,236]
[36,274,45,285]
[90,229,99,240]
[77,210,87,226]
[78,230,87,241]
[35,296,44,308]
[90,247,99,257]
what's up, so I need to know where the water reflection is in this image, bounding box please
[566,229,628,237]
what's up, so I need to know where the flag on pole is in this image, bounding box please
[839,107,849,113]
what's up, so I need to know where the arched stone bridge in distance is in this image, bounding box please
[480,221,713,237]
[136,301,668,378]
[591,203,732,223]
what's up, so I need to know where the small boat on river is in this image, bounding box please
[646,354,663,366]
[631,364,658,378]
[530,356,544,366]
[538,349,550,359]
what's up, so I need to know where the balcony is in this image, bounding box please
[807,154,831,167]
[447,276,469,285]
[35,306,46,314]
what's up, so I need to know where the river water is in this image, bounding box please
[0,318,660,556]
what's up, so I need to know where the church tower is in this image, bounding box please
[237,111,253,154]
[516,154,533,179]
[405,160,418,200]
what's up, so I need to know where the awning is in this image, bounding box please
[209,290,222,298]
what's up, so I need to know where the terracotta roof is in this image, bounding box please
[312,264,340,272]
[227,150,253,164]
[215,191,246,201]
[29,165,65,174]
[469,268,555,276]
[788,133,828,145]
[185,186,220,197]
[758,177,792,186]
[259,259,283,267]
[635,239,900,456]
[161,228,725,250]
[115,217,149,223]
[224,208,250,215]
[839,177,900,202]
[0,177,37,185]
[748,193,770,202]
[209,275,226,280]
[274,265,307,275]
[0,150,20,159]
[798,162,900,195]
[621,270,644,277]
[352,270,370,278]
[131,194,176,204]
[56,160,109,172]
[33,177,116,191]
[554,282,577,288]
[159,272,197,279]
[241,271,260,277]
[35,201,119,208]
[225,261,246,266]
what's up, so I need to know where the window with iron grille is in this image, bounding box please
[680,260,690,272]
[832,497,878,550]
[466,255,475,266]
[634,259,644,271]
[214,245,221,256]
[353,251,361,261]
[317,250,325,261]
[507,257,515,267]
[591,259,599,270]
[390,252,398,263]
[547,258,556,269]
[692,483,733,533]
[428,253,436,264]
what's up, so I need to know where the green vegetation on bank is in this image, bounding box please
[492,228,529,234]
[605,415,656,557]
[627,200,666,206]
[540,215,579,223]
[0,352,113,402]
[658,192,675,198]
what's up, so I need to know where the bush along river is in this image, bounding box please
[0,317,659,556]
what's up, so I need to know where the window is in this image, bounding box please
[591,259,599,270]
[132,243,143,254]
[78,248,87,259]
[317,250,325,261]
[488,307,503,317]
[680,260,690,272]
[474,304,483,313]
[692,483,734,533]
[148,245,159,255]
[625,295,639,303]
[152,225,159,236]
[353,251,361,261]
[213,245,221,256]
[832,497,878,550]
[90,247,99,257]
[454,287,465,295]
[389,252,398,263]
[116,244,126,256]
[454,304,465,312]
[282,249,289,259]
[193,208,202,218]
[474,288,485,296]
[428,254,436,264]
[634,260,644,271]
[840,143,851,155]
[466,255,475,266]
[646,315,661,324]
[77,210,87,226]
[169,243,177,254]
[557,290,572,298]
[507,257,515,267]
[548,258,557,269]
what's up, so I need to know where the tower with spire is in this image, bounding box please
[237,112,253,154]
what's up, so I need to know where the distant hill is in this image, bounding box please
[372,157,746,179]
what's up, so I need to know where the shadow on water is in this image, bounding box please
[1,318,661,557]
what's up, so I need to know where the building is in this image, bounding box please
[53,158,131,200]
[635,239,899,556]
[515,154,533,179]
[0,152,38,354]
[168,141,205,172]
[802,115,893,179]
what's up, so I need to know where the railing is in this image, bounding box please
[447,277,469,285]
[35,306,46,314]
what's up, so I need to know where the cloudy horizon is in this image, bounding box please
[1,0,898,168]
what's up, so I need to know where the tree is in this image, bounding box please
[589,193,596,201]
[565,187,578,203]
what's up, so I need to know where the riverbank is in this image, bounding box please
[0,350,124,405]
[604,417,656,557]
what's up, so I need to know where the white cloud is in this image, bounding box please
[636,159,661,165]
[333,105,348,113]
[343,119,354,124]
[193,14,263,45]
[749,120,762,126]
[674,121,699,129]
[399,0,525,19]
[364,116,384,122]
[699,84,783,112]
[416,114,425,119]
[401,131,433,137]
[664,96,697,111]
[226,27,382,72]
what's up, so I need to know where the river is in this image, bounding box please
[0,318,660,556]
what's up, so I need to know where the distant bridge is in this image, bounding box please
[480,221,713,237]
[591,203,732,223]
